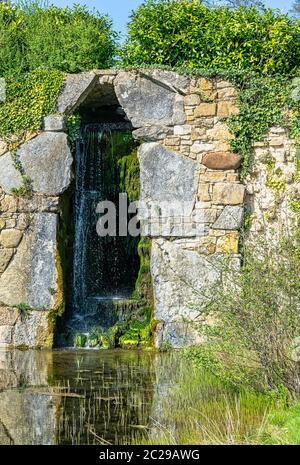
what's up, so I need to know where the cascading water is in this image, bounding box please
[62,123,140,346]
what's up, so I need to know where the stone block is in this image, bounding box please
[0,153,23,194]
[194,103,216,117]
[213,205,244,230]
[184,94,200,106]
[43,115,66,132]
[132,126,173,142]
[202,152,242,170]
[56,71,97,113]
[217,101,239,118]
[216,232,239,254]
[0,229,22,248]
[114,71,186,128]
[212,183,245,205]
[0,307,19,325]
[18,132,72,195]
[0,325,12,344]
[0,213,58,309]
[0,249,14,272]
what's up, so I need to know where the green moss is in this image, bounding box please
[266,161,286,195]
[133,237,152,301]
[47,189,73,346]
[118,148,140,202]
[11,175,32,197]
[74,334,87,348]
[289,198,300,216]
[66,113,81,148]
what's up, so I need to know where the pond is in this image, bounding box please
[0,349,270,445]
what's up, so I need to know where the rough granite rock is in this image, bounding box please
[213,205,244,230]
[0,250,14,273]
[151,238,221,348]
[132,126,173,142]
[114,71,186,128]
[0,140,7,156]
[141,69,190,94]
[18,133,72,195]
[0,152,23,194]
[0,229,22,248]
[56,71,97,113]
[212,183,245,205]
[0,307,19,325]
[0,213,58,309]
[43,115,66,132]
[202,152,242,170]
[12,310,50,348]
[0,326,12,345]
[139,142,198,205]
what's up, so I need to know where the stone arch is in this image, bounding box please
[0,69,246,348]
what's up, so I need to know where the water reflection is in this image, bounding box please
[0,350,161,445]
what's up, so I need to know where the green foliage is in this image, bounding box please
[226,72,294,177]
[185,232,300,394]
[0,1,117,77]
[118,148,140,202]
[74,334,87,348]
[135,353,273,445]
[259,402,300,444]
[11,175,32,197]
[266,161,286,195]
[0,69,64,142]
[122,1,300,76]
[16,303,32,319]
[66,113,81,147]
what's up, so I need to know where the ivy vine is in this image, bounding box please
[0,69,64,146]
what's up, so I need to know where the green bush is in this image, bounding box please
[0,69,64,142]
[122,0,300,75]
[185,232,300,394]
[0,1,117,77]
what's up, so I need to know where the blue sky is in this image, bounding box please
[50,1,295,38]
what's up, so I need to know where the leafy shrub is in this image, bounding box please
[0,69,64,142]
[185,232,300,394]
[0,1,117,77]
[122,0,300,76]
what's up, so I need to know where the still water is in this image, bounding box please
[0,349,172,445]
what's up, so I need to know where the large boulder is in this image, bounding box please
[0,152,23,194]
[0,213,58,309]
[139,142,198,204]
[151,238,221,348]
[18,133,72,195]
[56,71,98,113]
[114,71,186,128]
[138,143,199,236]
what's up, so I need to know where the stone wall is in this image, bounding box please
[245,127,298,240]
[115,70,245,347]
[0,129,72,348]
[0,69,248,348]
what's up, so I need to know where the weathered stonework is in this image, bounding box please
[18,132,72,195]
[0,69,246,349]
[245,126,298,240]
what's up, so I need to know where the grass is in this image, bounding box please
[134,354,275,445]
[258,403,300,445]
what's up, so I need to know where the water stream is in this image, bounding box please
[61,124,139,346]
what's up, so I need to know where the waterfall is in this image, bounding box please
[63,123,139,346]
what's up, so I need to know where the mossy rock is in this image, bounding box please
[98,335,111,350]
[88,335,99,348]
[74,334,87,348]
